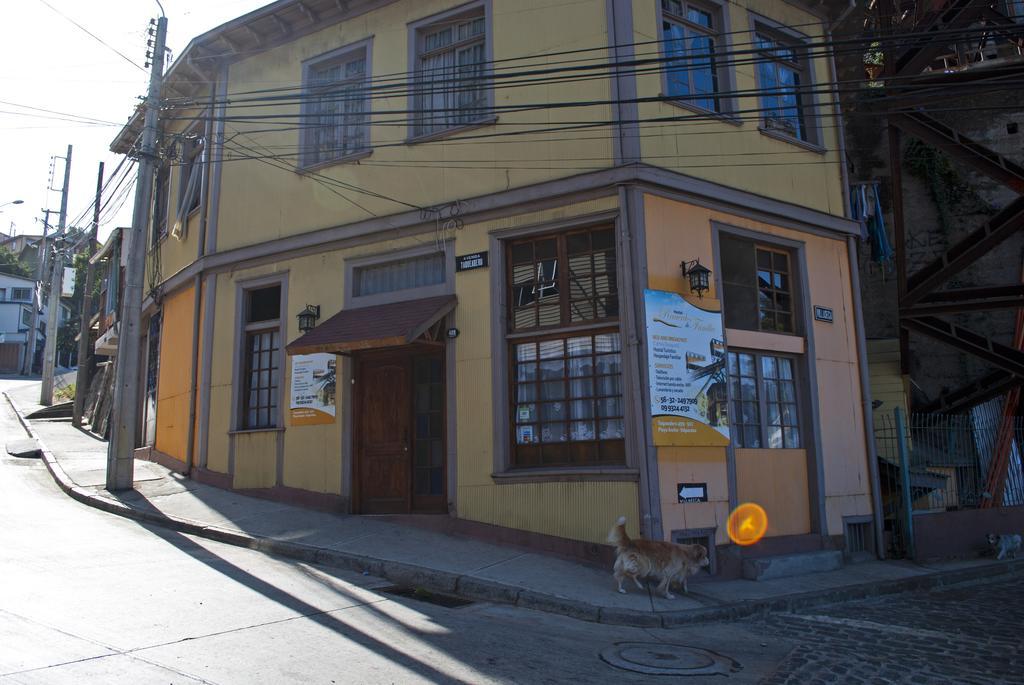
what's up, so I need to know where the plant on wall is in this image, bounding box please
[903,138,992,234]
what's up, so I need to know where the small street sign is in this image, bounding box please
[814,305,834,323]
[456,251,488,272]
[678,483,708,503]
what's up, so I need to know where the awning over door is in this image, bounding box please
[285,295,457,355]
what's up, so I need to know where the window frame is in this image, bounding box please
[232,274,288,432]
[344,241,454,309]
[11,287,31,302]
[503,223,626,470]
[507,327,626,469]
[719,233,802,336]
[657,0,736,118]
[506,227,619,334]
[178,131,205,218]
[407,1,494,143]
[299,38,373,170]
[727,349,803,450]
[749,16,822,149]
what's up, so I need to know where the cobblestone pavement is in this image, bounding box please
[749,577,1022,685]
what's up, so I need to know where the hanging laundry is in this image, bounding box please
[850,182,894,270]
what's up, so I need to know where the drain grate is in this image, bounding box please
[378,585,474,608]
[600,642,741,677]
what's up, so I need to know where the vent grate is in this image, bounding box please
[846,521,871,555]
[671,527,717,576]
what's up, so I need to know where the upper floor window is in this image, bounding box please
[353,251,445,298]
[755,29,813,143]
[21,306,31,327]
[179,135,203,216]
[0,288,6,300]
[661,0,722,112]
[413,8,489,138]
[302,44,370,167]
[11,287,31,302]
[720,234,797,334]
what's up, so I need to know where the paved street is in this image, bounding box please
[2,375,1022,684]
[751,578,1022,684]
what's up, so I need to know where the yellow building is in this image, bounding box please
[111,0,881,575]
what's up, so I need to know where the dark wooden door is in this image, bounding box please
[356,354,412,514]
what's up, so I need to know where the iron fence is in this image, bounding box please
[874,400,1024,558]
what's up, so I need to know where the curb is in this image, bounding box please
[7,390,1024,628]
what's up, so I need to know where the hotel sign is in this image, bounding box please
[289,354,336,426]
[644,289,730,447]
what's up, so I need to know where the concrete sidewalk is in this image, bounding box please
[6,386,1023,628]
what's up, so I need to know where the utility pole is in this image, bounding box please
[108,15,167,491]
[21,209,55,376]
[73,161,104,427]
[40,145,72,405]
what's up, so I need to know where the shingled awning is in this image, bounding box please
[285,295,457,355]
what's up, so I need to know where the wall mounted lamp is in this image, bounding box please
[297,304,320,332]
[680,259,712,298]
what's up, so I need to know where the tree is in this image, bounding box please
[0,246,32,278]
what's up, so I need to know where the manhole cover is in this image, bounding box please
[600,642,741,676]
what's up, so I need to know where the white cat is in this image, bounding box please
[986,533,1022,560]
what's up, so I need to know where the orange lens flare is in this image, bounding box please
[727,502,768,546]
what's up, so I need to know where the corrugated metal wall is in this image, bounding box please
[458,481,640,544]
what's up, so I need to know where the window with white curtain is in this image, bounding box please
[303,46,369,166]
[353,252,446,297]
[727,351,801,449]
[413,10,489,137]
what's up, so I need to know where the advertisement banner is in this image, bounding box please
[644,289,729,446]
[289,353,336,426]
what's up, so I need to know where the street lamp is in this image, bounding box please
[0,199,24,210]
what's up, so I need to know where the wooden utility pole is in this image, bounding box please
[40,144,72,405]
[107,15,167,491]
[73,161,103,427]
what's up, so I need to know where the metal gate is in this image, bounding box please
[874,402,1024,558]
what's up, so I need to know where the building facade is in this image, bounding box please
[112,0,878,569]
[0,272,37,373]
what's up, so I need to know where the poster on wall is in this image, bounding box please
[644,289,730,446]
[289,353,337,426]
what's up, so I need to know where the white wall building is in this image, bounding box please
[0,272,37,373]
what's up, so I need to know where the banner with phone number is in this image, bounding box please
[644,289,730,446]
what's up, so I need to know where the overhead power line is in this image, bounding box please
[162,20,1018,110]
[34,0,147,73]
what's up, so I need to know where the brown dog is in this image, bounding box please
[607,516,709,598]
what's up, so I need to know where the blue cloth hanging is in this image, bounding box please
[867,182,894,267]
[850,182,894,268]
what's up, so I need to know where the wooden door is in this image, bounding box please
[356,354,412,514]
[0,343,21,373]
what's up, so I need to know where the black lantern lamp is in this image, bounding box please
[297,304,320,332]
[680,259,712,298]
